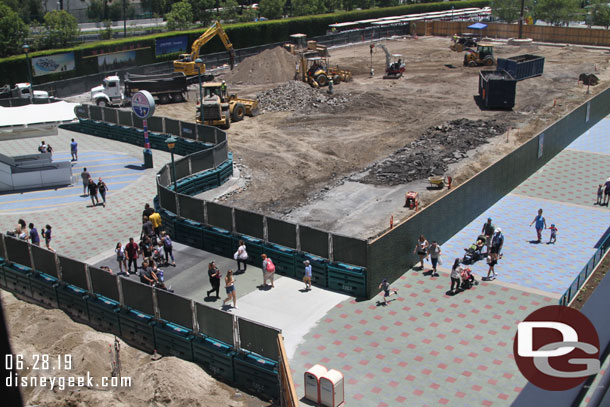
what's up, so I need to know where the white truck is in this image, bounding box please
[90,73,188,107]
[0,83,51,100]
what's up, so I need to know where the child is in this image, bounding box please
[378,279,398,305]
[548,224,558,244]
[42,224,54,252]
[597,185,603,205]
[303,260,312,291]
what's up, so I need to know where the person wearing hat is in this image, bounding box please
[303,260,312,291]
[481,217,495,254]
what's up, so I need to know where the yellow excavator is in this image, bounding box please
[174,21,235,78]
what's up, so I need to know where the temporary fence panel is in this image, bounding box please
[178,195,205,224]
[159,186,177,214]
[332,234,367,268]
[299,226,329,259]
[89,105,103,121]
[4,237,32,269]
[118,109,133,127]
[174,157,191,180]
[238,316,281,360]
[190,150,215,174]
[147,116,164,133]
[156,289,193,330]
[165,118,180,136]
[158,167,171,188]
[74,104,89,119]
[88,266,120,302]
[234,209,265,240]
[267,217,297,249]
[102,107,118,124]
[120,277,155,315]
[197,124,216,144]
[180,121,197,140]
[214,143,229,168]
[195,302,235,346]
[57,255,88,290]
[206,202,234,231]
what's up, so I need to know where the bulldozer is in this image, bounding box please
[375,43,405,79]
[299,54,352,88]
[463,43,495,67]
[195,82,258,129]
[174,21,235,78]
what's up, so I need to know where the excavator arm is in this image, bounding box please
[376,43,392,69]
[189,21,235,69]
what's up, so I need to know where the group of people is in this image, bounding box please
[529,208,558,244]
[80,168,108,207]
[413,235,442,276]
[596,178,610,206]
[38,140,53,155]
[11,219,53,251]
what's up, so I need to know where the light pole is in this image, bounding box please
[123,0,127,38]
[22,44,33,103]
[195,58,204,123]
[165,136,178,191]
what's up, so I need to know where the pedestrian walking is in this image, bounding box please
[125,237,139,273]
[490,228,504,263]
[28,223,40,246]
[115,242,127,274]
[234,239,248,273]
[450,258,462,294]
[529,208,547,243]
[141,216,154,242]
[378,278,398,305]
[70,138,78,161]
[97,178,108,207]
[149,211,162,239]
[142,203,155,218]
[303,260,312,291]
[161,232,176,266]
[427,241,442,276]
[481,217,495,254]
[604,178,610,206]
[414,235,428,270]
[548,224,558,244]
[222,269,238,309]
[261,254,275,288]
[485,254,498,280]
[88,178,99,206]
[42,224,54,251]
[596,184,604,205]
[207,261,221,299]
[81,168,90,196]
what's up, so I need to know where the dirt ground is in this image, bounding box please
[1,290,270,407]
[152,36,609,238]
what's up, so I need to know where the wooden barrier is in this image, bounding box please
[277,334,299,407]
[424,21,610,47]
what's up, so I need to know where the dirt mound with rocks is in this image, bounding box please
[257,80,351,113]
[359,119,508,185]
[226,46,297,85]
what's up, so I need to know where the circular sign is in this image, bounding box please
[513,305,599,391]
[131,90,155,119]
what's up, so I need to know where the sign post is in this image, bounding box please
[131,91,156,168]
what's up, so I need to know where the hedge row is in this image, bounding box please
[0,0,489,85]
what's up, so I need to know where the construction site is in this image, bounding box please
[3,23,610,407]
[143,35,609,238]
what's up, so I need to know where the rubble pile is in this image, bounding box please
[257,81,351,113]
[226,46,297,85]
[359,119,508,185]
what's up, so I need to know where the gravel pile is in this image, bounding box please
[257,81,351,113]
[226,46,297,85]
[358,119,508,185]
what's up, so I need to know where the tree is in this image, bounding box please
[219,0,239,21]
[292,0,325,16]
[492,0,524,23]
[0,3,28,57]
[237,6,257,22]
[188,0,215,24]
[166,0,193,31]
[43,10,79,47]
[589,0,610,28]
[2,0,44,23]
[259,0,285,19]
[87,0,105,21]
[534,0,579,25]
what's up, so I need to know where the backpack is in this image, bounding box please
[266,258,275,273]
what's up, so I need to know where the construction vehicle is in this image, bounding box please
[375,43,405,79]
[284,34,329,57]
[195,82,258,129]
[299,54,352,88]
[450,33,478,52]
[463,43,495,67]
[90,73,187,107]
[174,21,235,78]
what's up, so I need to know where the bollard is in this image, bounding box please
[390,215,394,229]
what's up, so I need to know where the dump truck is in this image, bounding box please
[0,83,51,100]
[195,82,258,129]
[298,54,352,88]
[90,73,188,107]
[174,20,234,79]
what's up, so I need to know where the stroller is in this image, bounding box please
[462,235,486,265]
[460,266,478,289]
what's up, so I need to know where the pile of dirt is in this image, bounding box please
[1,290,264,407]
[257,80,351,113]
[358,119,508,185]
[226,46,297,85]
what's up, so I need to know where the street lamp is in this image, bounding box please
[165,136,178,191]
[22,44,33,103]
[195,58,204,123]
